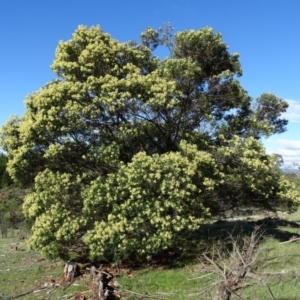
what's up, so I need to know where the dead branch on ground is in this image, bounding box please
[192,226,294,300]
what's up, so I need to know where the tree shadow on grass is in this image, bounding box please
[128,217,300,268]
[163,217,300,267]
[197,217,300,244]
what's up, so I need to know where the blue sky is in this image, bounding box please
[0,0,299,166]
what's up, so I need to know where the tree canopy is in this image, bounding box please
[1,25,298,261]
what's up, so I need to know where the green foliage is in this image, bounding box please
[140,22,174,53]
[0,153,13,188]
[84,139,298,261]
[0,186,28,239]
[210,136,298,214]
[83,141,215,261]
[23,170,87,259]
[284,171,300,197]
[23,139,299,261]
[1,24,298,261]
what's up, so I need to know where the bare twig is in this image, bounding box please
[188,273,214,280]
[262,281,276,300]
[202,254,227,280]
[280,237,300,244]
[197,227,277,299]
[122,289,171,299]
[230,289,245,300]
[86,267,112,277]
[4,285,48,300]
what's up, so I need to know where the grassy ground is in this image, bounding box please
[0,237,92,300]
[1,210,300,299]
[120,214,300,300]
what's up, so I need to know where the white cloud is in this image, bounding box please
[283,99,300,123]
[276,139,300,150]
[263,99,300,166]
[266,139,300,167]
[277,148,300,157]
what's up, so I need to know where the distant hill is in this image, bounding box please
[281,168,300,174]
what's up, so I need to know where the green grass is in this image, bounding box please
[119,267,218,300]
[0,238,92,300]
[287,206,300,222]
[2,212,300,299]
[118,242,300,299]
[118,215,300,300]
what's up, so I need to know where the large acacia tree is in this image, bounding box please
[1,25,298,261]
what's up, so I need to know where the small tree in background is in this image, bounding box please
[0,153,13,188]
